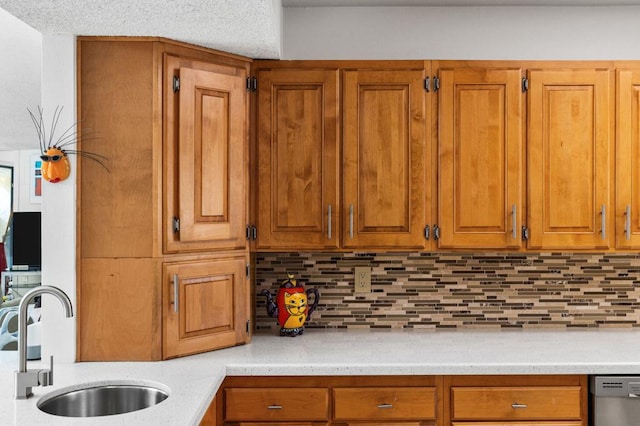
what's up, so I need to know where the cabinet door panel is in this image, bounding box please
[163,257,249,359]
[343,69,427,249]
[178,66,245,247]
[616,69,640,248]
[256,68,340,249]
[527,69,612,248]
[164,55,248,253]
[438,68,523,248]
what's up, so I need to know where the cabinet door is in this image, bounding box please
[163,256,249,359]
[616,69,640,248]
[343,69,428,249]
[165,55,248,253]
[255,68,340,249]
[438,68,524,249]
[527,69,612,249]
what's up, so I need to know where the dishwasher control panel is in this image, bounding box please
[591,376,640,397]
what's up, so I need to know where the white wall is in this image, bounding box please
[0,150,41,213]
[283,6,640,59]
[40,34,76,364]
[272,0,284,58]
[0,8,42,151]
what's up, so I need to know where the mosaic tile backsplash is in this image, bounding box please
[255,252,640,331]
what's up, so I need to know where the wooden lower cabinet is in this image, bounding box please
[444,375,587,426]
[335,423,432,426]
[452,423,581,426]
[227,424,328,426]
[217,375,586,426]
[225,388,330,422]
[220,376,440,426]
[450,387,581,420]
[333,387,436,423]
[79,252,250,361]
[163,255,250,359]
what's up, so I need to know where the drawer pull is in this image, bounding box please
[377,403,393,409]
[267,404,283,410]
[511,403,528,409]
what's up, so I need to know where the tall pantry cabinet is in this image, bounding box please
[77,38,251,361]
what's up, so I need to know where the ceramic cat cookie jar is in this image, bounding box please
[261,274,320,337]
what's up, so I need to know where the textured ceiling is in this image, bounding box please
[284,0,640,4]
[2,0,638,62]
[0,0,283,59]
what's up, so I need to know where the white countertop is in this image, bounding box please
[3,328,640,425]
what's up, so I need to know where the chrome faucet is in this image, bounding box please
[14,285,73,399]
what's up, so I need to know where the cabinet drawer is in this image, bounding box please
[451,386,582,421]
[227,423,329,426]
[335,423,433,426]
[452,423,582,426]
[225,388,329,421]
[333,387,436,420]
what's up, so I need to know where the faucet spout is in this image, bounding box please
[15,285,73,399]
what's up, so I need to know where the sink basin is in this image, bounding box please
[37,381,169,417]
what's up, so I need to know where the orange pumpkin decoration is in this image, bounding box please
[41,147,71,183]
[28,105,108,184]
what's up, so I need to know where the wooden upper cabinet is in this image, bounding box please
[437,67,524,249]
[527,69,613,249]
[343,69,428,249]
[163,255,249,359]
[255,67,340,249]
[164,54,248,253]
[616,69,640,249]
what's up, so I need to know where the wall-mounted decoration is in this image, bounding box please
[28,105,108,184]
[30,153,41,204]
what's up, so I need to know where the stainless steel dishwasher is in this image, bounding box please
[591,376,640,426]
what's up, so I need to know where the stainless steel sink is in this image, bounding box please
[37,381,169,417]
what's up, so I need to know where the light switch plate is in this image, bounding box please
[354,267,371,293]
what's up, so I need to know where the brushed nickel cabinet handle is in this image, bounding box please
[173,273,179,313]
[328,204,332,240]
[349,204,354,239]
[511,403,528,409]
[512,204,517,240]
[377,403,393,409]
[626,205,631,241]
[267,405,283,410]
[601,204,606,240]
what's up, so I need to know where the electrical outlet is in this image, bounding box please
[354,267,371,293]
